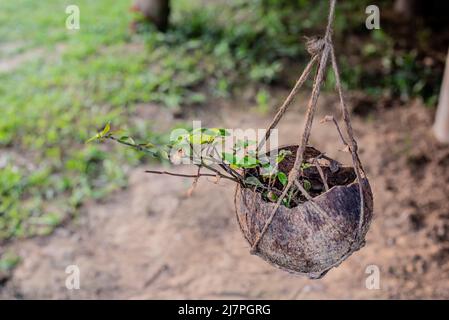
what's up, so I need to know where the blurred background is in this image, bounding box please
[0,0,448,299]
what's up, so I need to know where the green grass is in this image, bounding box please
[0,0,156,240]
[0,251,20,272]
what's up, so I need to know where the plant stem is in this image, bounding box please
[144,169,238,183]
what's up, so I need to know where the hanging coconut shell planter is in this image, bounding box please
[232,0,374,279]
[235,146,373,279]
[91,0,373,280]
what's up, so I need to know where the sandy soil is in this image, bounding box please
[1,93,448,299]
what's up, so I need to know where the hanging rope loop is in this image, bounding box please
[305,37,325,56]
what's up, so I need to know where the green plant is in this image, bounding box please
[89,124,321,208]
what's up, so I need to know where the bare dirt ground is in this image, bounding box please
[1,93,448,299]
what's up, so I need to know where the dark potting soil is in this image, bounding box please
[246,145,357,207]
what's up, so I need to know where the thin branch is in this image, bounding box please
[201,163,240,183]
[189,142,244,182]
[212,146,244,181]
[186,166,202,197]
[320,115,349,148]
[107,135,157,155]
[313,159,329,191]
[145,170,212,178]
[144,169,238,183]
[294,180,314,201]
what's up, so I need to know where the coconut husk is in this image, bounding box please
[234,145,373,279]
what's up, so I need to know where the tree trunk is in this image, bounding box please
[132,0,170,31]
[394,0,417,19]
[434,49,449,144]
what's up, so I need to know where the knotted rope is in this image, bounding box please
[251,0,366,254]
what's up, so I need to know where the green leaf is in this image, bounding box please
[234,139,256,150]
[222,152,237,165]
[303,179,312,191]
[237,155,259,168]
[157,149,169,160]
[118,136,136,145]
[276,149,292,164]
[204,128,229,137]
[109,129,125,136]
[230,164,239,170]
[261,163,276,177]
[245,176,263,187]
[189,128,218,145]
[101,122,111,136]
[171,133,190,147]
[301,162,312,170]
[259,156,271,166]
[139,142,155,148]
[86,123,111,143]
[85,133,101,144]
[282,197,292,208]
[277,172,288,186]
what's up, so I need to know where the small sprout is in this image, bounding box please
[282,197,291,207]
[301,162,312,170]
[276,149,292,164]
[86,122,111,143]
[303,179,312,192]
[266,191,278,202]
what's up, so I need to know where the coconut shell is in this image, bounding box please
[235,146,373,279]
